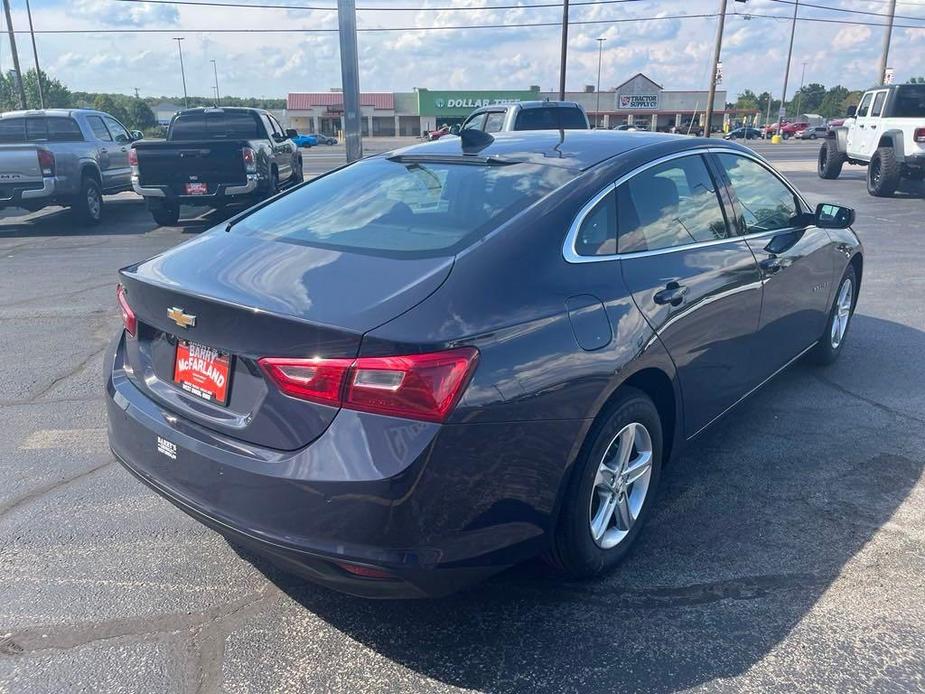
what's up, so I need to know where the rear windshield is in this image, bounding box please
[0,117,84,143]
[231,157,574,257]
[889,85,925,118]
[168,110,262,140]
[515,107,587,130]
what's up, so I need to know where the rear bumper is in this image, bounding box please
[132,174,258,205]
[0,177,55,206]
[105,333,584,597]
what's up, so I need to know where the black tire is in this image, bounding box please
[264,169,279,200]
[547,388,663,578]
[289,158,303,187]
[151,204,180,227]
[818,139,846,180]
[809,264,857,366]
[809,133,817,140]
[867,146,901,197]
[71,176,103,225]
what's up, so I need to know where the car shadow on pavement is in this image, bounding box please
[0,197,151,237]
[236,313,924,692]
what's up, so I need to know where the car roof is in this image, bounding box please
[386,130,692,171]
[0,108,102,119]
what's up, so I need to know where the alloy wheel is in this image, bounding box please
[87,186,101,220]
[830,277,853,349]
[588,422,653,549]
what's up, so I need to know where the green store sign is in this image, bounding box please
[417,89,540,116]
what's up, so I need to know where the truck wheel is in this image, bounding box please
[289,159,303,186]
[71,176,103,225]
[151,204,180,227]
[818,139,846,180]
[867,147,901,197]
[264,170,279,200]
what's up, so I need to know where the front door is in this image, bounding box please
[713,152,836,374]
[85,114,116,189]
[617,153,764,437]
[102,115,133,191]
[846,91,874,159]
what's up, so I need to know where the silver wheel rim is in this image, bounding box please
[87,186,101,219]
[589,422,653,549]
[830,277,853,349]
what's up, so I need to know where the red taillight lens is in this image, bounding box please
[258,357,353,407]
[915,128,925,143]
[333,561,394,580]
[346,349,479,422]
[116,284,137,337]
[128,148,138,166]
[258,348,479,422]
[242,146,256,172]
[37,148,55,176]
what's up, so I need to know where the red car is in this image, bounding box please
[780,121,810,137]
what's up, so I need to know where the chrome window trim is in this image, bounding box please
[562,146,810,264]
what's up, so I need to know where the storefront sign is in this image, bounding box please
[618,94,659,110]
[418,89,540,116]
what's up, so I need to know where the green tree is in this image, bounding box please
[126,99,156,130]
[92,93,130,125]
[22,69,71,109]
[909,76,925,84]
[789,82,826,116]
[735,89,759,111]
[818,85,849,119]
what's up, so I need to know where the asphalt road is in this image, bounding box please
[0,139,923,694]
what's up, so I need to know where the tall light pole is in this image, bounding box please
[210,59,220,106]
[703,0,729,138]
[558,0,570,100]
[25,0,43,109]
[794,61,807,117]
[776,0,799,138]
[595,37,606,128]
[3,0,27,109]
[173,37,189,109]
[878,0,896,85]
[337,0,363,162]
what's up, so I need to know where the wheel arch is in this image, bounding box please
[877,130,905,162]
[79,161,102,184]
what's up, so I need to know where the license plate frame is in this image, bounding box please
[185,182,208,195]
[173,339,232,406]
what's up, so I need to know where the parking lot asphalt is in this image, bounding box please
[0,139,922,694]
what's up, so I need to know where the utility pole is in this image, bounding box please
[595,37,606,128]
[173,37,188,109]
[25,0,43,109]
[765,91,773,128]
[3,0,27,109]
[337,0,363,162]
[134,87,140,99]
[794,61,807,117]
[210,59,220,106]
[776,0,799,138]
[558,0,569,101]
[703,0,728,138]
[878,0,896,85]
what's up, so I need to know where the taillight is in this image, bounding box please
[258,347,479,422]
[116,284,137,337]
[128,148,138,166]
[37,148,55,176]
[242,146,256,173]
[915,128,925,143]
[333,561,394,580]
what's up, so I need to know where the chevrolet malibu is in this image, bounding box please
[107,130,862,597]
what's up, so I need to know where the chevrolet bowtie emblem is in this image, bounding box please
[167,307,196,328]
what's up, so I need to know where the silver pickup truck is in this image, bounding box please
[0,109,142,224]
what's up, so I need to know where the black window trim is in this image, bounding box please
[563,147,812,264]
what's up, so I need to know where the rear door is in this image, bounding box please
[617,152,764,437]
[102,115,133,190]
[713,151,835,374]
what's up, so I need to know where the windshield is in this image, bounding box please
[231,157,574,257]
[169,110,261,140]
[890,85,925,118]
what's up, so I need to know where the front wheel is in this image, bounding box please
[809,265,857,366]
[547,388,663,577]
[818,139,846,179]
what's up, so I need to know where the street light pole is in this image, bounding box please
[337,0,363,162]
[173,37,189,109]
[558,0,569,101]
[25,0,44,109]
[794,61,807,117]
[210,59,220,106]
[2,0,27,109]
[878,0,897,85]
[595,37,606,128]
[703,0,729,138]
[776,0,799,139]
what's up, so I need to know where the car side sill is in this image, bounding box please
[687,341,818,442]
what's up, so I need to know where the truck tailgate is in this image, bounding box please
[135,141,247,195]
[0,146,43,184]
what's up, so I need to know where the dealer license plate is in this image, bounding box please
[173,340,232,405]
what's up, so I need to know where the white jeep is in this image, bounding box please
[818,83,925,196]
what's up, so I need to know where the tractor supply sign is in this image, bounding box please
[417,89,540,116]
[618,94,659,110]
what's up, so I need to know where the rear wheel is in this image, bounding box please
[151,204,180,227]
[818,139,846,180]
[548,388,663,577]
[71,176,103,225]
[289,159,303,187]
[867,147,901,197]
[264,169,279,200]
[809,264,857,366]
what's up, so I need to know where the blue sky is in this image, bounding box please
[7,0,925,101]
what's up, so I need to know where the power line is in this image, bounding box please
[110,0,649,11]
[766,0,925,22]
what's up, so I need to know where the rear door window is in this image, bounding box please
[617,155,729,253]
[46,118,84,142]
[716,153,801,234]
[870,91,887,118]
[87,115,113,141]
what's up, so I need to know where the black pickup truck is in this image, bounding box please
[131,107,303,226]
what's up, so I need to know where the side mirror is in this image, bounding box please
[285,128,297,138]
[815,202,855,229]
[130,130,144,141]
[846,105,857,118]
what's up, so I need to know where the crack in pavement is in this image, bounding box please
[0,342,109,407]
[2,282,115,309]
[812,373,925,426]
[0,459,113,520]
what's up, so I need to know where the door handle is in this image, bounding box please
[100,147,108,153]
[759,256,785,274]
[870,124,877,129]
[654,282,688,307]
